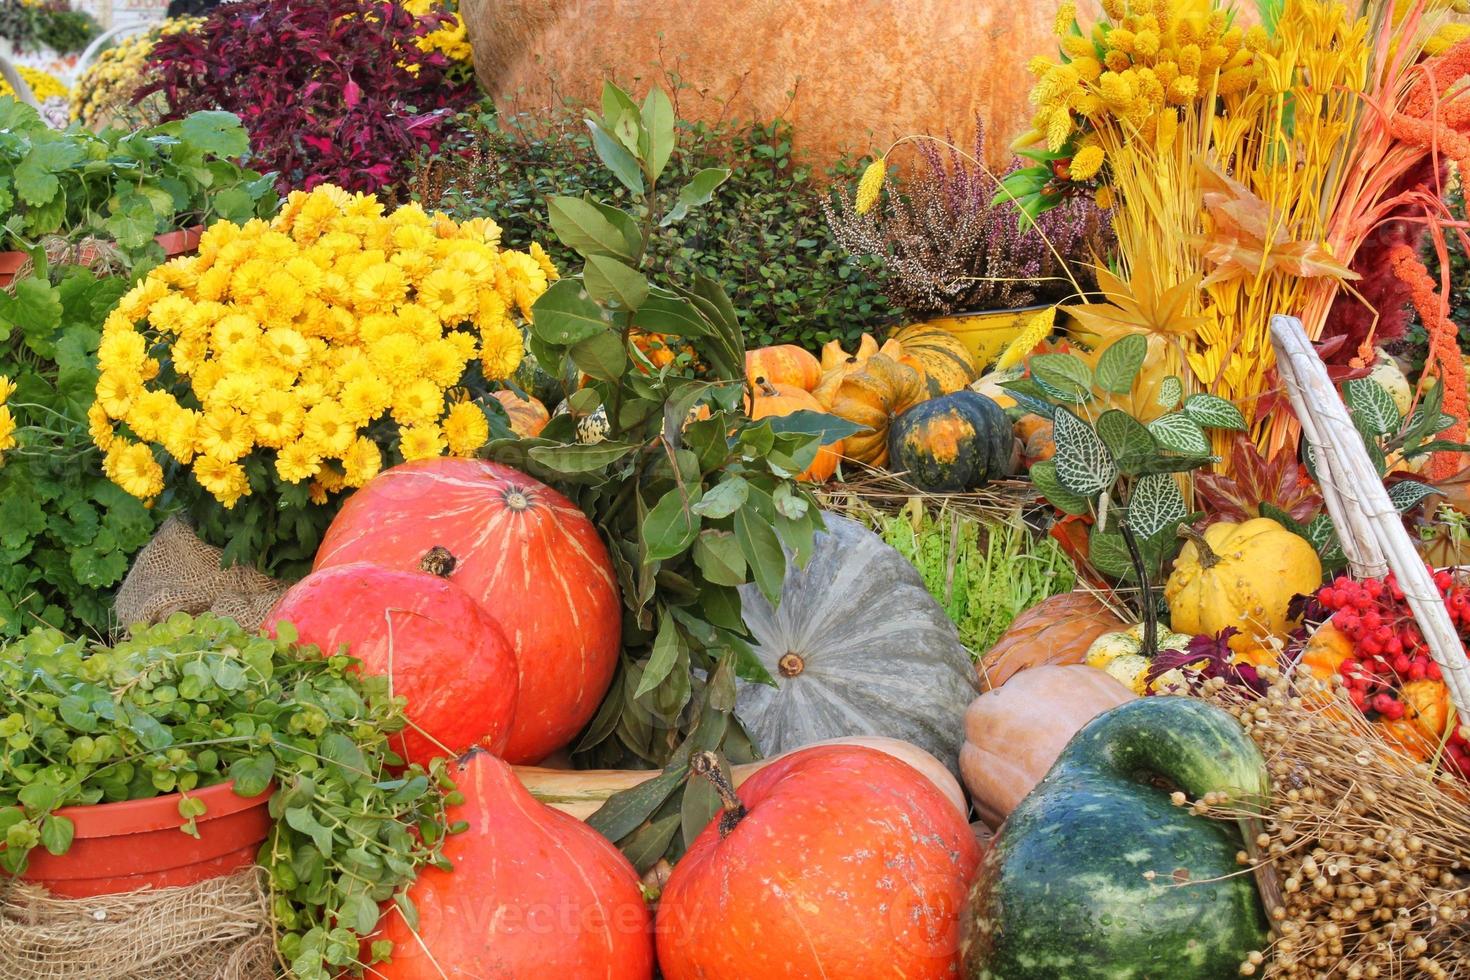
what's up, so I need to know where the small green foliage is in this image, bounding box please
[417,108,896,351]
[486,83,854,871]
[873,504,1076,654]
[1006,336,1245,584]
[0,266,160,639]
[0,98,277,276]
[0,614,455,980]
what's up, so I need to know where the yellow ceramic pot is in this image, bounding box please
[915,305,1057,370]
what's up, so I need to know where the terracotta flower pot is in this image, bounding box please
[20,779,273,898]
[155,224,204,258]
[0,250,27,288]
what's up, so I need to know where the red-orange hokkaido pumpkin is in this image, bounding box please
[657,744,982,979]
[371,751,654,979]
[267,559,518,767]
[314,459,621,764]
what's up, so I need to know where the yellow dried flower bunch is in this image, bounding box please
[91,184,557,507]
[401,0,473,63]
[1023,0,1263,165]
[0,65,68,103]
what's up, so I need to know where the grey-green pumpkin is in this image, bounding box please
[735,512,979,774]
[962,696,1271,979]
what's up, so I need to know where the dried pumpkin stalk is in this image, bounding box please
[1190,670,1470,978]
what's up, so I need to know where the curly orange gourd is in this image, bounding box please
[1164,518,1322,658]
[825,354,927,467]
[746,344,822,391]
[813,336,905,407]
[819,333,880,373]
[745,381,841,482]
[491,389,550,437]
[892,323,980,395]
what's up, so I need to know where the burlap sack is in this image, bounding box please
[0,868,275,980]
[114,517,290,633]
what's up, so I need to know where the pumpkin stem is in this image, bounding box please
[1177,525,1221,570]
[777,653,805,678]
[419,546,458,577]
[1118,525,1157,659]
[756,378,779,397]
[690,750,746,837]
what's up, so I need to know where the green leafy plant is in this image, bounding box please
[416,108,896,351]
[1006,334,1247,585]
[873,502,1076,653]
[1260,376,1468,573]
[0,614,458,980]
[484,82,852,872]
[0,98,277,274]
[0,0,100,54]
[0,264,160,639]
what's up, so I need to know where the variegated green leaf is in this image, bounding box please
[1128,474,1187,541]
[1182,393,1247,431]
[1343,378,1401,437]
[1030,461,1092,515]
[1088,526,1134,580]
[1053,407,1117,496]
[1158,375,1183,410]
[1148,413,1210,455]
[1095,410,1157,475]
[1029,354,1093,403]
[1094,335,1147,394]
[1387,480,1439,514]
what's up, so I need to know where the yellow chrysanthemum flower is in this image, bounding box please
[275,440,322,483]
[341,436,383,487]
[419,268,478,323]
[529,242,559,281]
[443,401,491,457]
[399,423,446,461]
[198,408,253,462]
[0,406,14,455]
[480,325,524,381]
[193,455,250,509]
[303,401,355,457]
[391,378,445,428]
[106,442,165,500]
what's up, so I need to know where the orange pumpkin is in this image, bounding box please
[370,751,654,978]
[656,745,981,979]
[746,344,822,391]
[978,591,1124,690]
[746,381,841,482]
[825,353,926,467]
[892,323,980,395]
[961,664,1136,830]
[1015,413,1055,466]
[491,389,550,438]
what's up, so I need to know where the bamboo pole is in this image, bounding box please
[1270,314,1470,722]
[0,53,40,110]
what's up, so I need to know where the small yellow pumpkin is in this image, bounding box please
[1082,623,1193,695]
[1164,518,1322,657]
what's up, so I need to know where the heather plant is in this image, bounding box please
[825,124,1113,317]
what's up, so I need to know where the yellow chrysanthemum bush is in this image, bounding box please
[91,184,556,575]
[0,65,68,104]
[400,0,473,64]
[70,16,204,129]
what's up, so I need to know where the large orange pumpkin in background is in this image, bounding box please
[371,751,655,979]
[266,560,519,768]
[314,459,621,764]
[656,744,982,979]
[460,0,1106,171]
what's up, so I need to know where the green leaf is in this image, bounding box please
[1052,407,1116,496]
[1148,413,1211,455]
[635,614,684,698]
[734,508,786,605]
[585,120,646,194]
[39,815,73,856]
[228,752,276,797]
[546,196,637,261]
[692,477,748,519]
[14,140,85,206]
[772,482,809,520]
[644,487,703,560]
[641,87,676,182]
[1094,410,1157,474]
[662,168,731,226]
[1127,474,1187,541]
[178,110,250,158]
[1305,512,1343,563]
[1182,393,1248,432]
[681,753,729,849]
[284,804,333,858]
[1094,335,1147,394]
[569,331,628,381]
[693,530,747,586]
[1030,461,1091,515]
[998,378,1056,418]
[763,410,861,445]
[632,294,715,338]
[1387,480,1439,513]
[0,278,63,350]
[528,440,637,474]
[1029,354,1093,403]
[531,278,611,345]
[620,810,682,873]
[1259,502,1310,537]
[587,766,687,843]
[583,255,650,310]
[1088,526,1135,580]
[1158,376,1184,409]
[1343,378,1402,438]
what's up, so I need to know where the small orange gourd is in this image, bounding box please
[491,389,550,438]
[746,344,822,391]
[824,353,926,467]
[745,380,842,482]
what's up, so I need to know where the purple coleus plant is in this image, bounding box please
[142,0,480,196]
